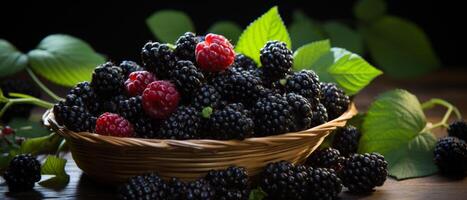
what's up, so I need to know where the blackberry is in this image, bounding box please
[101,94,127,114]
[119,172,168,200]
[205,166,250,200]
[119,60,143,77]
[91,62,124,96]
[320,82,350,120]
[159,106,202,139]
[259,41,293,80]
[230,54,257,72]
[166,178,187,200]
[260,161,309,200]
[170,60,205,98]
[340,153,388,193]
[53,101,96,132]
[175,32,200,62]
[134,116,161,139]
[306,148,344,171]
[68,81,99,114]
[311,103,328,127]
[192,85,222,111]
[2,154,41,192]
[141,41,177,79]
[332,125,361,157]
[185,179,216,200]
[212,70,266,106]
[0,79,40,122]
[205,103,254,140]
[448,121,467,141]
[286,93,313,131]
[118,96,143,122]
[306,167,342,200]
[434,137,467,175]
[285,70,321,105]
[252,94,294,136]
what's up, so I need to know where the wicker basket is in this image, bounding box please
[43,103,357,184]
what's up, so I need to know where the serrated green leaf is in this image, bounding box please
[146,10,194,43]
[19,133,62,155]
[27,34,105,87]
[236,6,291,64]
[354,0,387,22]
[293,40,330,72]
[362,16,440,79]
[289,10,325,50]
[0,39,28,77]
[359,89,438,179]
[208,21,242,44]
[249,188,267,200]
[323,22,364,54]
[9,118,50,138]
[39,155,70,188]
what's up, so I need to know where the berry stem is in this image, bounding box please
[26,68,63,102]
[0,94,54,118]
[421,98,462,131]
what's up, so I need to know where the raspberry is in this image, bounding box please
[252,94,294,136]
[306,148,345,171]
[320,82,350,120]
[141,42,177,79]
[286,93,313,131]
[332,125,361,157]
[205,166,250,200]
[158,106,202,139]
[434,137,467,176]
[95,112,135,137]
[119,60,143,77]
[285,70,322,105]
[142,80,180,119]
[230,54,257,72]
[1,126,14,136]
[134,116,161,139]
[192,84,222,111]
[205,103,254,140]
[175,32,200,62]
[91,62,124,96]
[340,153,388,193]
[0,79,40,122]
[260,41,293,80]
[170,60,205,98]
[195,33,235,72]
[311,103,328,127]
[118,96,143,122]
[124,71,157,96]
[119,172,168,200]
[448,121,467,141]
[2,154,41,192]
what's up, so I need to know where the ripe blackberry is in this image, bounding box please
[95,112,135,137]
[142,80,180,119]
[212,70,265,106]
[159,106,202,139]
[101,94,127,114]
[260,161,309,200]
[141,41,177,79]
[434,137,467,175]
[306,167,342,200]
[192,85,222,111]
[119,60,143,77]
[171,60,205,98]
[124,71,157,97]
[286,93,313,131]
[320,82,350,120]
[0,79,40,122]
[311,103,328,127]
[134,116,161,139]
[53,101,96,132]
[448,121,467,141]
[166,178,187,200]
[195,33,235,72]
[118,96,143,122]
[205,103,254,140]
[332,125,361,157]
[185,179,216,200]
[285,70,322,105]
[68,81,99,114]
[340,153,388,193]
[306,148,345,171]
[91,62,124,96]
[205,166,250,200]
[252,94,294,136]
[175,32,200,62]
[2,154,41,192]
[119,172,168,200]
[260,41,293,80]
[230,54,257,72]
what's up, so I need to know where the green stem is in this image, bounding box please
[0,96,54,118]
[26,68,63,102]
[421,98,463,131]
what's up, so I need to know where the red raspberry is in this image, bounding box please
[195,33,235,72]
[95,112,135,137]
[1,126,14,136]
[142,80,180,119]
[124,71,157,96]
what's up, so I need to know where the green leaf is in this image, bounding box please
[359,89,438,179]
[146,10,194,43]
[208,21,242,44]
[9,118,50,138]
[323,22,364,54]
[19,133,62,155]
[354,0,387,22]
[289,10,325,50]
[0,150,18,171]
[361,16,440,79]
[249,188,267,200]
[348,113,366,131]
[27,34,105,87]
[236,6,291,64]
[39,155,70,188]
[0,39,28,77]
[293,40,331,71]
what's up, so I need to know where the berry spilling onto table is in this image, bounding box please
[53,32,351,140]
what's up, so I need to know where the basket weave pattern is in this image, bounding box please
[43,103,357,183]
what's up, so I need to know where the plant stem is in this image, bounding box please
[26,68,63,102]
[0,96,54,118]
[421,98,462,131]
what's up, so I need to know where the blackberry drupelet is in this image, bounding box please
[205,103,254,140]
[192,85,222,111]
[68,81,99,114]
[434,137,467,175]
[306,148,344,171]
[212,70,265,106]
[91,62,125,96]
[119,60,143,77]
[141,41,177,79]
[2,154,41,192]
[260,161,309,200]
[311,103,328,127]
[134,116,160,139]
[340,153,388,193]
[185,179,216,200]
[53,100,96,132]
[448,121,467,141]
[259,41,293,80]
[175,32,200,62]
[170,60,205,98]
[118,96,143,122]
[119,172,168,200]
[101,94,127,114]
[306,167,342,200]
[285,70,322,105]
[332,125,361,157]
[0,79,40,122]
[252,94,294,136]
[166,178,187,200]
[230,54,257,72]
[159,106,202,139]
[320,82,350,120]
[286,93,313,131]
[205,166,250,200]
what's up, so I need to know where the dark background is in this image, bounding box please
[0,0,463,67]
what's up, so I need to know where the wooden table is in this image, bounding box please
[2,69,467,199]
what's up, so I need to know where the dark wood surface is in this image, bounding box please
[1,69,467,199]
